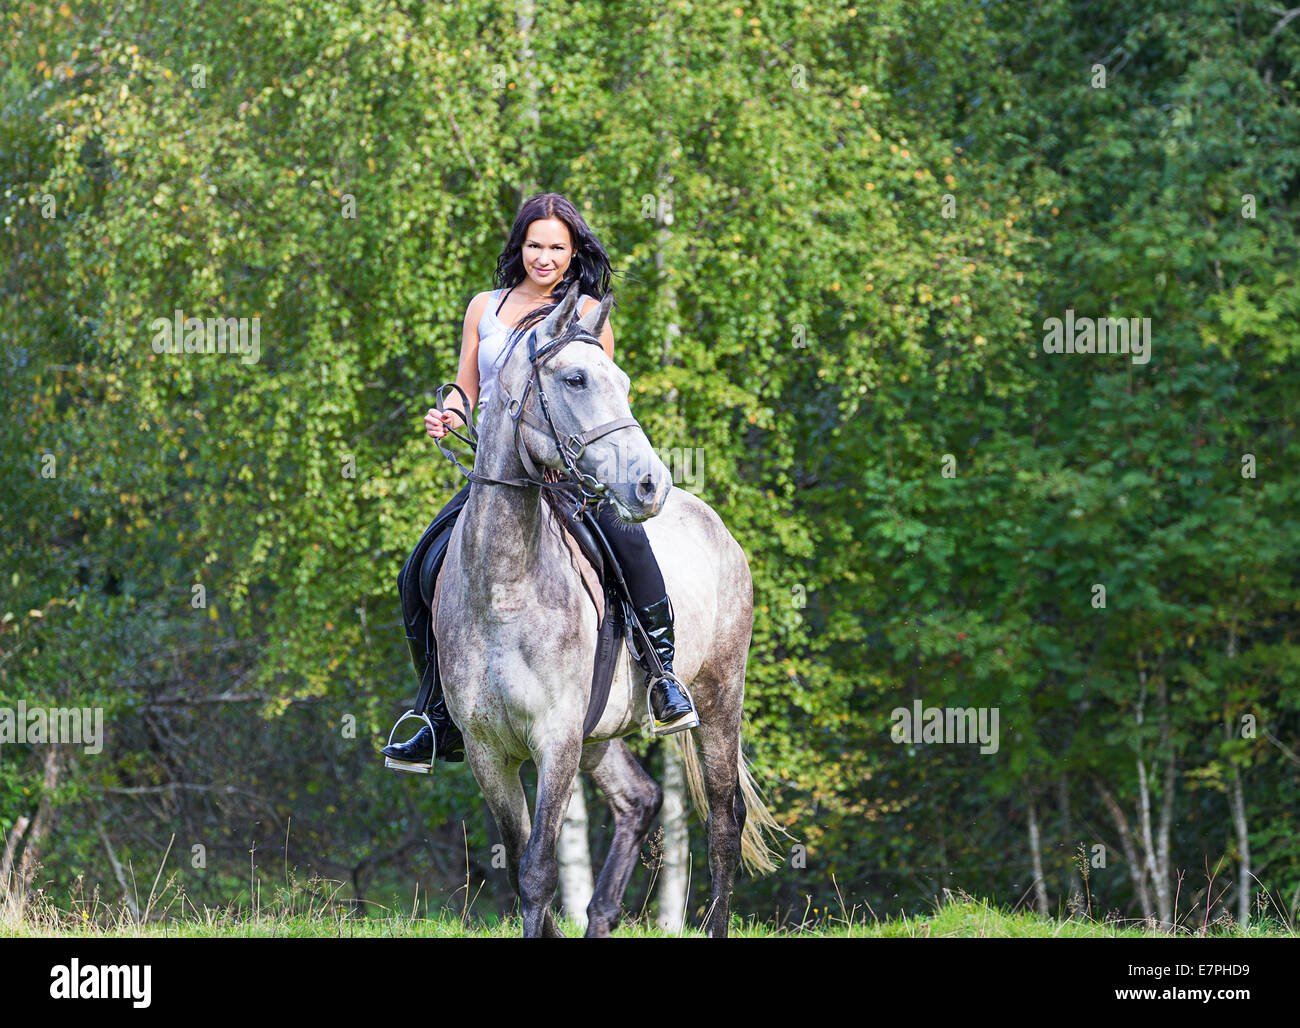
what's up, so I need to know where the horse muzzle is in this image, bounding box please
[599,449,672,522]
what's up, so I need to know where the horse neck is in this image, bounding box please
[460,396,545,575]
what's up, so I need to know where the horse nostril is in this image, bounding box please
[637,472,656,500]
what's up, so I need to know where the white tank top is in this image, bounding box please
[475,287,591,410]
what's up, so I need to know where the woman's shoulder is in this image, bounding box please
[464,288,500,324]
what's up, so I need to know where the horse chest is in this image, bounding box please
[477,581,533,624]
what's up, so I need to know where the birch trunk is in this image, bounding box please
[1225,624,1251,925]
[656,743,689,932]
[13,748,63,903]
[556,780,594,930]
[1153,671,1176,929]
[0,815,30,909]
[515,0,540,203]
[1132,655,1175,929]
[654,5,680,382]
[1098,781,1155,921]
[649,8,689,935]
[1228,762,1251,925]
[1025,784,1050,917]
[1095,652,1180,929]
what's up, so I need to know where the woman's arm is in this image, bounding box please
[426,293,486,439]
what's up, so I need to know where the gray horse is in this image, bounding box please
[432,289,780,938]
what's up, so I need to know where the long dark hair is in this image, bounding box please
[491,193,619,338]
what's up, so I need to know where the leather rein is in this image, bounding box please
[433,321,640,514]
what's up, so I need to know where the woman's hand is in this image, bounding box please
[425,407,460,440]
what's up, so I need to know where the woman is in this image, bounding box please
[383,193,697,770]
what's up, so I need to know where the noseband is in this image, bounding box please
[434,321,641,511]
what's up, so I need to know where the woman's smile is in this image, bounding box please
[519,216,575,292]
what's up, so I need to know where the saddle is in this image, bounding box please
[403,488,641,740]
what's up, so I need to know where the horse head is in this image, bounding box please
[496,289,672,522]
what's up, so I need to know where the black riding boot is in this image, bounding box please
[383,600,465,768]
[381,686,465,767]
[633,595,700,736]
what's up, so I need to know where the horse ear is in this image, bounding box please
[578,292,614,338]
[537,288,580,344]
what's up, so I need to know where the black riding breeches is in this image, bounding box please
[397,483,471,691]
[593,500,666,608]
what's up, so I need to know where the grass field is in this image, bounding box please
[3,885,1294,938]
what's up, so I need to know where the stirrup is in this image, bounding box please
[383,710,434,774]
[646,672,700,737]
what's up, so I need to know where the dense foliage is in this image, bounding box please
[2,0,1297,928]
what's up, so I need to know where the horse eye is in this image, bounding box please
[564,372,586,388]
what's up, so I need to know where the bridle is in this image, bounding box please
[434,319,641,514]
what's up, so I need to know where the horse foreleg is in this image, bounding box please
[465,747,531,911]
[517,735,582,938]
[582,739,663,938]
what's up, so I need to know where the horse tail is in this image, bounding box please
[735,747,785,874]
[674,730,785,875]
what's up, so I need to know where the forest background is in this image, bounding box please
[2,0,1298,931]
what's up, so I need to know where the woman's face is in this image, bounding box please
[521,217,574,294]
